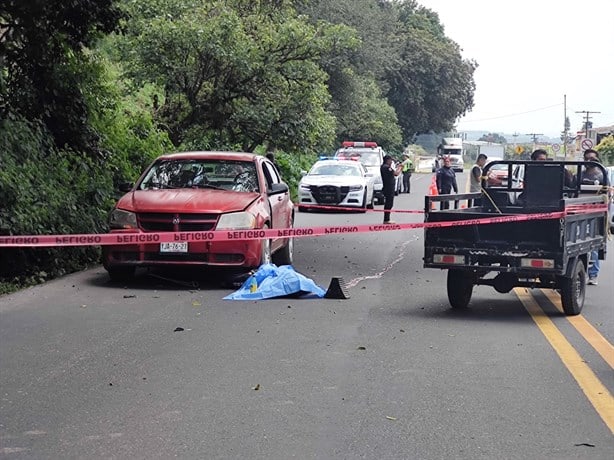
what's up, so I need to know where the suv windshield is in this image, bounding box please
[335,150,382,167]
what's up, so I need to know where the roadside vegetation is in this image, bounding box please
[1,0,477,292]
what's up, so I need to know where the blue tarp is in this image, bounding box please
[224,263,326,300]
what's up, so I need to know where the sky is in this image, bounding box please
[417,0,614,139]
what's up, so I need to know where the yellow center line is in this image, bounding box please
[514,288,614,435]
[541,289,614,369]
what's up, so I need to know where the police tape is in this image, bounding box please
[4,207,607,248]
[296,203,424,214]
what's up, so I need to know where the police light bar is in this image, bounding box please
[341,141,378,148]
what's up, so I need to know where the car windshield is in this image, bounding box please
[138,159,258,192]
[310,163,361,176]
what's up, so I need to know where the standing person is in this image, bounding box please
[582,149,604,285]
[435,156,458,209]
[401,153,413,193]
[380,155,403,224]
[470,153,488,205]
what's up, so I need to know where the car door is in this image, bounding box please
[262,160,291,249]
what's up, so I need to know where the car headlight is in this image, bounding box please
[299,183,311,191]
[217,211,257,230]
[109,209,138,229]
[349,185,364,191]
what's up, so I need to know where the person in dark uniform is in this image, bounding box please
[435,156,458,209]
[380,155,403,224]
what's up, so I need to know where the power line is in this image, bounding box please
[460,103,563,123]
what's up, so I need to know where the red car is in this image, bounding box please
[102,151,294,281]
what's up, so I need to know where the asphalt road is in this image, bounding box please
[1,172,613,459]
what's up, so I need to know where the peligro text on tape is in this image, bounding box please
[0,204,606,248]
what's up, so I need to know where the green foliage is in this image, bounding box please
[0,115,114,284]
[595,135,613,166]
[478,133,508,144]
[0,0,123,154]
[332,70,402,149]
[298,0,477,143]
[117,0,348,154]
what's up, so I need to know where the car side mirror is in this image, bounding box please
[270,182,289,194]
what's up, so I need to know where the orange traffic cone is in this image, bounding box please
[428,175,438,210]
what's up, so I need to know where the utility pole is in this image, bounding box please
[575,109,600,141]
[511,132,520,147]
[525,133,543,152]
[563,95,567,159]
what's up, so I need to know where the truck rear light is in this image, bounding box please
[433,254,465,264]
[520,258,555,268]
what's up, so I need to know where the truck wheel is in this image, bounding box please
[559,259,586,316]
[447,269,473,309]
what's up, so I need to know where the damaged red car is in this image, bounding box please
[102,151,294,281]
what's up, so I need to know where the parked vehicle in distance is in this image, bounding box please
[607,166,614,233]
[334,141,385,204]
[298,159,375,212]
[435,137,464,172]
[448,154,464,172]
[102,151,294,281]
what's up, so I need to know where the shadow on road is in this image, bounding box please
[86,266,250,292]
[386,297,534,324]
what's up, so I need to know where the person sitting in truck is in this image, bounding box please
[581,149,605,285]
[580,149,605,185]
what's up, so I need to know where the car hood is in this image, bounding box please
[116,189,259,213]
[300,175,365,187]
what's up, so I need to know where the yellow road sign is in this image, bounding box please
[515,146,524,154]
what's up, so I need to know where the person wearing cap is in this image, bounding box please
[401,153,413,193]
[380,155,403,224]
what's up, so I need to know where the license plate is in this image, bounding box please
[160,242,188,253]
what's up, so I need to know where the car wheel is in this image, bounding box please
[272,219,294,266]
[559,258,586,316]
[359,191,368,213]
[107,266,135,282]
[367,192,374,209]
[260,224,272,265]
[298,205,307,212]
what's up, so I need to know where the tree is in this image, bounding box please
[386,2,476,141]
[0,0,122,155]
[116,0,352,153]
[478,133,507,144]
[296,0,477,144]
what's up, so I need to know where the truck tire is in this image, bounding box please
[559,258,586,316]
[447,269,473,309]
